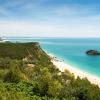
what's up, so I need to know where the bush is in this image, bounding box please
[3,61,25,83]
[0,57,11,69]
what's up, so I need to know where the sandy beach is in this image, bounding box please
[49,54,100,87]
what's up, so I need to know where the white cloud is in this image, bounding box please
[53,4,96,17]
[0,20,100,37]
[0,1,100,37]
[0,21,62,37]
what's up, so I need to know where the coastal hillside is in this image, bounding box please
[0,42,100,100]
[0,42,54,69]
[0,42,50,60]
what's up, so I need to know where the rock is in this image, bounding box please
[86,50,100,56]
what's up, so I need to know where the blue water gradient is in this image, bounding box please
[3,37,100,76]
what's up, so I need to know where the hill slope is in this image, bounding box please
[0,42,100,100]
[0,42,49,59]
[0,42,54,68]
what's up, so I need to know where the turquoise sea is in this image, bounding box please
[3,37,100,77]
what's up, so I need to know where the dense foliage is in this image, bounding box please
[0,42,100,100]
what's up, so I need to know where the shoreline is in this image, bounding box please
[48,54,100,87]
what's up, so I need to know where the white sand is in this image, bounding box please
[49,54,100,87]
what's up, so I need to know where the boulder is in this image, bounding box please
[86,50,100,56]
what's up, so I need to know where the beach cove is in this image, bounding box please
[4,37,100,87]
[49,54,100,87]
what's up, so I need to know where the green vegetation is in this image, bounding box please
[0,42,100,100]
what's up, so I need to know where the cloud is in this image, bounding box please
[0,0,98,20]
[0,20,100,37]
[52,4,98,17]
[0,0,100,37]
[0,21,66,37]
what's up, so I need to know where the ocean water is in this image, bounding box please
[3,37,100,77]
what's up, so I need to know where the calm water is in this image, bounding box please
[3,37,100,76]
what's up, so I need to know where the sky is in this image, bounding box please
[0,0,100,37]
